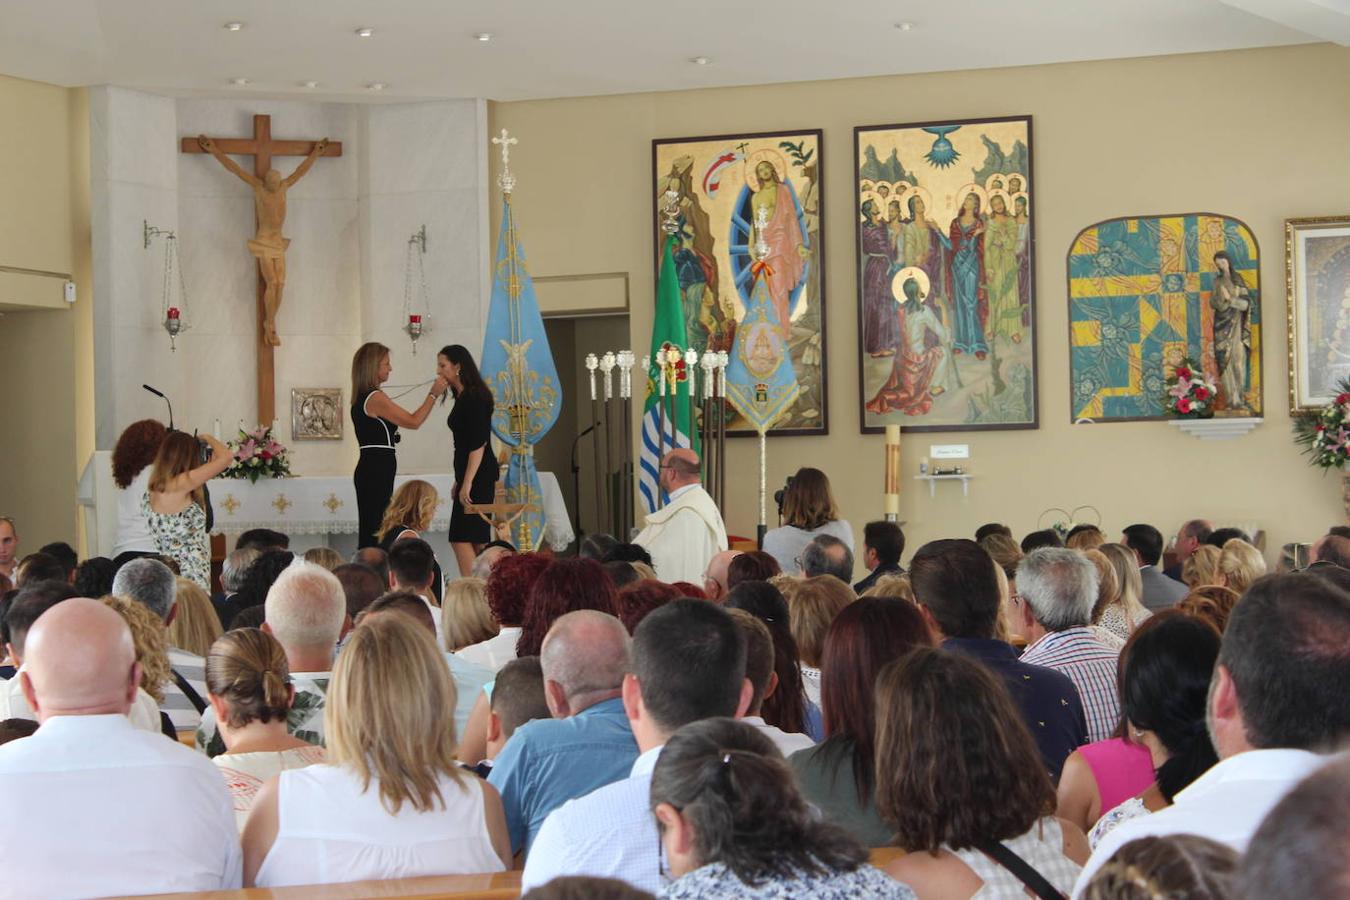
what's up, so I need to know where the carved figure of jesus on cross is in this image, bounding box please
[181,115,342,423]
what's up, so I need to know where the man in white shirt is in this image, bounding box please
[724,608,814,756]
[1073,572,1350,896]
[196,562,346,755]
[112,558,209,732]
[522,600,752,893]
[1238,753,1350,899]
[634,449,728,584]
[0,598,240,898]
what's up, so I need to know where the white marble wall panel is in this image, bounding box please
[359,100,489,474]
[93,90,489,482]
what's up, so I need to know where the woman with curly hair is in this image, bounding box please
[875,647,1089,897]
[455,552,552,764]
[101,593,176,737]
[110,419,167,557]
[1081,834,1236,899]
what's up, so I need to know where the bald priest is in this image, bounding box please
[634,450,728,584]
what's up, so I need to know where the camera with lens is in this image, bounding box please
[773,474,795,512]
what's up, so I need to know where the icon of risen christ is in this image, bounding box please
[747,154,809,337]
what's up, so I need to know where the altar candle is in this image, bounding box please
[884,424,901,519]
[213,418,222,441]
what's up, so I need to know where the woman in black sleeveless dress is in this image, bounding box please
[350,342,448,548]
[436,345,499,576]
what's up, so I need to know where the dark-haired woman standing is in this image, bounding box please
[350,342,448,548]
[438,345,499,576]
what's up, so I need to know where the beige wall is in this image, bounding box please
[0,76,91,552]
[491,43,1350,562]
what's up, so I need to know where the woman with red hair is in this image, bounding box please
[615,580,682,633]
[516,558,619,657]
[110,419,168,557]
[458,552,551,672]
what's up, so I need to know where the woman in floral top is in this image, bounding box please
[650,718,914,899]
[145,430,232,588]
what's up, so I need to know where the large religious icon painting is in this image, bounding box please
[1068,214,1262,421]
[854,116,1038,434]
[1287,216,1350,412]
[652,130,826,436]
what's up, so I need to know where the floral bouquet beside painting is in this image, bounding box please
[1293,381,1350,470]
[1163,359,1218,419]
[222,425,293,482]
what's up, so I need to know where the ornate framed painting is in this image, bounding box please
[652,129,826,436]
[1067,214,1262,421]
[1287,216,1350,412]
[854,116,1037,434]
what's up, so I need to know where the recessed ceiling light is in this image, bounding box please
[894,21,915,31]
[224,22,244,32]
[367,82,386,91]
[356,27,374,38]
[230,77,249,86]
[691,56,711,66]
[300,80,318,89]
[475,32,494,42]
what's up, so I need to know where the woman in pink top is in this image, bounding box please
[1056,738,1155,833]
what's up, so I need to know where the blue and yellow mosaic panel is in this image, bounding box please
[1068,214,1260,420]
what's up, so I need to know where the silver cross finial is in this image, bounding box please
[493,129,519,193]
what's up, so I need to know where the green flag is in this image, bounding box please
[639,234,697,513]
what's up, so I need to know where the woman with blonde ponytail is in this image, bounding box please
[206,628,325,829]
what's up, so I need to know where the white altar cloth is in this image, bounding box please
[209,472,575,551]
[78,452,574,553]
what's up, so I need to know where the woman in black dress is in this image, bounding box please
[437,345,499,576]
[350,342,447,548]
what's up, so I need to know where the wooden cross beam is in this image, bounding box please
[180,114,342,426]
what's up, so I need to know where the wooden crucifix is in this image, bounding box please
[181,115,342,424]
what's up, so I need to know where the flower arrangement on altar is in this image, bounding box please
[1293,379,1350,470]
[1163,359,1217,419]
[221,425,293,482]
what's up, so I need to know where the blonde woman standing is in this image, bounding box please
[350,342,449,549]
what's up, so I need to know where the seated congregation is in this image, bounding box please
[0,497,1348,900]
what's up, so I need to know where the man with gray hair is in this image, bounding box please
[213,545,260,624]
[488,610,637,856]
[111,557,208,733]
[1014,547,1121,742]
[801,533,854,584]
[195,561,347,756]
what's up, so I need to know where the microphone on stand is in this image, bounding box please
[143,384,174,430]
[570,422,600,543]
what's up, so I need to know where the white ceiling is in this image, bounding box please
[0,0,1340,102]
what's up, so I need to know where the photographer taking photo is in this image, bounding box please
[762,467,854,576]
[145,430,233,589]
